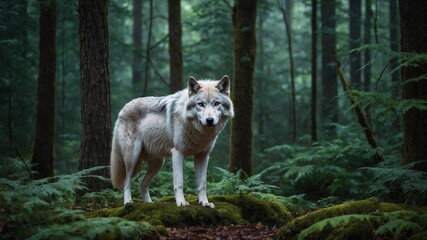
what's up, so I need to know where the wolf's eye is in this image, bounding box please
[214,101,221,106]
[197,102,205,107]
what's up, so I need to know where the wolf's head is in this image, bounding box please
[186,75,234,127]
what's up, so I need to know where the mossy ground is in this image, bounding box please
[89,194,292,228]
[275,199,426,240]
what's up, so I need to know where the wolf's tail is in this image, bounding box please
[110,127,125,189]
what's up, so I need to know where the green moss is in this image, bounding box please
[212,194,292,226]
[326,218,375,240]
[277,199,379,240]
[275,199,426,240]
[89,194,292,227]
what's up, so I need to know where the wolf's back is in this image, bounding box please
[110,122,125,189]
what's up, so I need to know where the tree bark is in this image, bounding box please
[320,0,338,137]
[311,0,317,142]
[363,0,372,121]
[278,0,296,144]
[168,0,183,93]
[349,0,362,89]
[229,0,257,177]
[132,0,143,97]
[143,0,153,96]
[389,0,400,97]
[32,0,57,179]
[78,0,112,190]
[400,0,427,171]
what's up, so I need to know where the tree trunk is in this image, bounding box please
[349,0,362,89]
[32,0,57,179]
[363,0,372,121]
[390,0,400,97]
[311,0,317,142]
[78,0,112,190]
[278,0,296,144]
[320,0,338,137]
[132,0,143,97]
[256,8,266,149]
[143,0,153,96]
[400,0,427,172]
[229,0,257,177]
[168,0,183,93]
[363,0,372,93]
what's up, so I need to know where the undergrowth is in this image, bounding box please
[0,163,155,239]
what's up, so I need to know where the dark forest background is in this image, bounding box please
[1,0,427,238]
[1,0,407,173]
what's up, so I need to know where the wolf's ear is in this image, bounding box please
[216,75,230,95]
[188,76,201,96]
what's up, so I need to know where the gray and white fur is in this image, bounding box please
[110,75,234,207]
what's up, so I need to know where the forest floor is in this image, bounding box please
[162,223,278,239]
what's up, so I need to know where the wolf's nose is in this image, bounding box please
[206,117,214,125]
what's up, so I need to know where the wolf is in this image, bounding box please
[110,75,234,208]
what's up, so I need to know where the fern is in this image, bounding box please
[27,217,156,240]
[298,214,378,240]
[375,219,422,239]
[208,167,278,195]
[264,138,374,199]
[0,166,113,239]
[362,162,427,204]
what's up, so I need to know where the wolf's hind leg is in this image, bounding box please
[123,135,143,205]
[140,158,164,202]
[194,152,215,208]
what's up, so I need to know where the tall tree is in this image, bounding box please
[363,0,373,122]
[363,0,372,93]
[320,0,338,137]
[278,0,296,144]
[399,0,427,172]
[132,0,142,96]
[349,0,362,89]
[32,0,57,179]
[229,0,257,177]
[389,0,400,97]
[311,0,318,142]
[143,0,153,96]
[168,0,183,93]
[78,0,111,190]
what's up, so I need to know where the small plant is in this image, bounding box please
[362,161,427,204]
[208,167,279,195]
[0,166,157,239]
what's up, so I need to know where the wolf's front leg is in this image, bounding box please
[171,148,190,207]
[195,152,215,208]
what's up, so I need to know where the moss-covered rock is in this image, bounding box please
[89,194,292,227]
[275,199,426,240]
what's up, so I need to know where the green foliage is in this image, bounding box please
[208,167,279,195]
[28,217,156,240]
[298,214,377,240]
[362,162,427,204]
[0,157,34,180]
[263,138,375,199]
[0,167,157,239]
[277,199,427,240]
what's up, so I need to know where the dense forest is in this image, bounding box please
[1,0,427,239]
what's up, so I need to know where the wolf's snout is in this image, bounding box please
[206,117,214,125]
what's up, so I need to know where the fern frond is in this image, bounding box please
[375,219,422,239]
[298,214,378,240]
[27,217,156,240]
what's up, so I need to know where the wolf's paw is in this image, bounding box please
[199,201,215,208]
[176,201,190,207]
[124,199,133,206]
